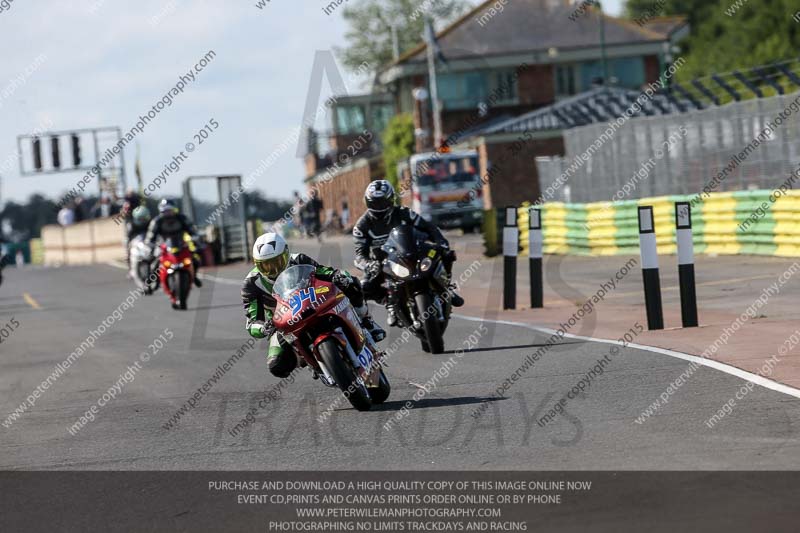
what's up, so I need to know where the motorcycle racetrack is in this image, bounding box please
[2,234,800,471]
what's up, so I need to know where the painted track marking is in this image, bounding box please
[453,313,800,400]
[23,293,41,310]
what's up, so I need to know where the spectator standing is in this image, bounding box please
[120,188,141,221]
[305,189,323,239]
[58,203,76,226]
[341,199,350,231]
[73,196,87,223]
[92,194,119,219]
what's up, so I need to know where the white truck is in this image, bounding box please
[399,150,484,233]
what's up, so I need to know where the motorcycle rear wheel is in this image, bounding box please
[318,339,372,411]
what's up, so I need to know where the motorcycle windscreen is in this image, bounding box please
[164,236,185,252]
[273,264,315,299]
[380,225,427,261]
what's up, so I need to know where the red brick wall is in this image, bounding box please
[479,136,565,209]
[312,158,384,228]
[517,64,555,106]
[644,55,660,85]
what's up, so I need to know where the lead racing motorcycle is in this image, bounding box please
[381,225,451,354]
[157,236,195,310]
[272,264,391,411]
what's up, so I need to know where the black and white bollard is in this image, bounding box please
[675,201,698,328]
[638,206,664,330]
[529,206,543,309]
[503,206,518,310]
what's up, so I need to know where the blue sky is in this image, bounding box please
[0,0,623,207]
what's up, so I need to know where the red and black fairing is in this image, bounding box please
[158,238,194,304]
[272,273,368,372]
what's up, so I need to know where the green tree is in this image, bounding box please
[336,0,472,73]
[624,0,800,85]
[245,190,293,221]
[0,194,58,239]
[382,113,416,189]
[624,0,711,24]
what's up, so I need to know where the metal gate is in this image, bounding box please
[182,175,248,263]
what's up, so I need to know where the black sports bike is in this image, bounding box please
[380,225,452,354]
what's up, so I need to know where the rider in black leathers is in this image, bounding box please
[146,199,203,288]
[352,180,464,326]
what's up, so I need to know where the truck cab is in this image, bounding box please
[402,150,484,233]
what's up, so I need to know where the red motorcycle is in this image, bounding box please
[272,264,391,411]
[158,237,195,310]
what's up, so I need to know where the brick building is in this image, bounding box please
[304,0,688,223]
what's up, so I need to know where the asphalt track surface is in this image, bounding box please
[2,236,800,471]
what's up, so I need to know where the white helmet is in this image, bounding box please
[253,232,289,279]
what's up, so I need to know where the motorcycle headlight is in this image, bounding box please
[388,260,411,279]
[420,257,433,272]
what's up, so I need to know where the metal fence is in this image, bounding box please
[536,90,800,204]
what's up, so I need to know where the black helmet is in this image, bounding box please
[364,180,395,217]
[158,199,178,216]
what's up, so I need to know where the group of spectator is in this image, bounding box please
[56,190,131,227]
[293,190,324,238]
[291,189,352,238]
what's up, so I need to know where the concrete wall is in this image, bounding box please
[515,190,800,257]
[42,218,125,266]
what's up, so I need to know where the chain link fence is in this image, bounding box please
[536,91,800,203]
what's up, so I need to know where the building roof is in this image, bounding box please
[639,16,690,38]
[391,0,677,68]
[478,86,691,135]
[476,56,800,136]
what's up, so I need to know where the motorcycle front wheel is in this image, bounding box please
[168,270,191,310]
[318,338,372,411]
[178,270,190,310]
[368,370,391,404]
[415,293,445,354]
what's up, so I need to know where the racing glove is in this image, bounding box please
[250,320,276,339]
[332,270,354,289]
[366,261,382,278]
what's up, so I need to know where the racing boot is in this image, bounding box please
[448,284,465,307]
[192,257,203,288]
[355,304,386,342]
[386,305,398,327]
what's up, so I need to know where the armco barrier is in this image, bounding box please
[41,218,125,266]
[516,190,800,257]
